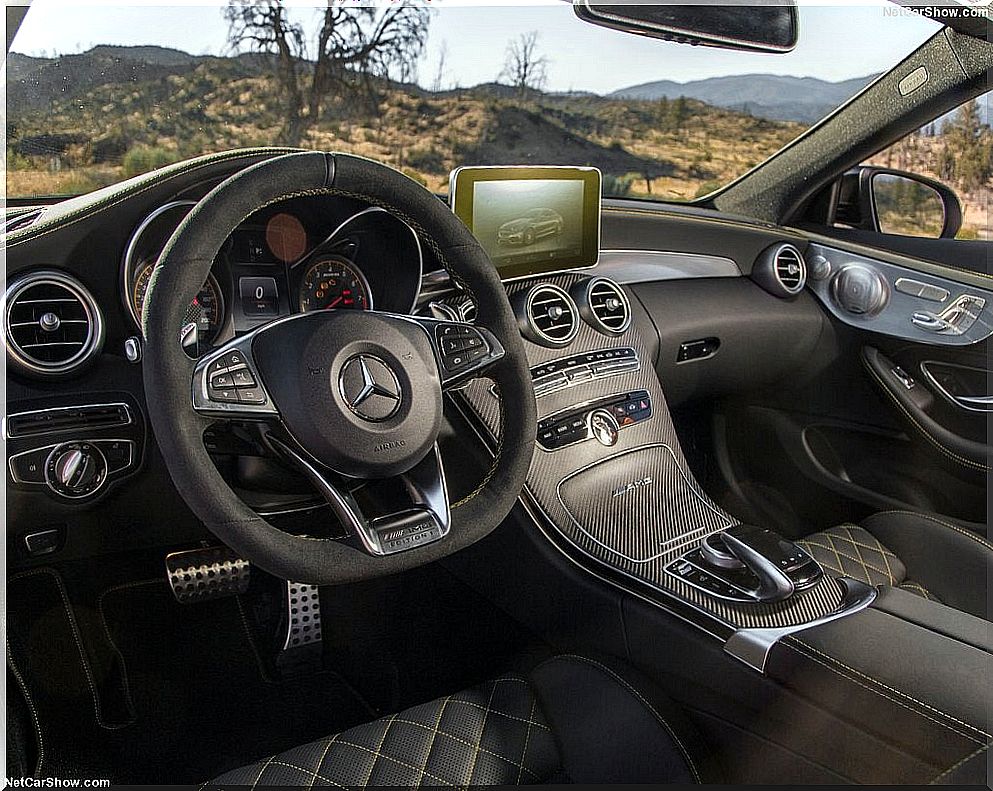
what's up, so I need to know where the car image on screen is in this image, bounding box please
[496,208,564,246]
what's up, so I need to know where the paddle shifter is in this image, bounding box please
[667,525,822,603]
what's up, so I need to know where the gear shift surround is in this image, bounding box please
[667,525,823,604]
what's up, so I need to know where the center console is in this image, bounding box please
[453,272,874,655]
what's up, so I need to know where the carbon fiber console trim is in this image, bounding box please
[458,272,845,632]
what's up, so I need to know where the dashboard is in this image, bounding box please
[6,148,989,572]
[121,196,424,358]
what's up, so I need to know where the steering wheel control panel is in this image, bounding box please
[665,525,823,603]
[531,347,640,398]
[537,390,652,451]
[435,323,491,375]
[5,399,144,503]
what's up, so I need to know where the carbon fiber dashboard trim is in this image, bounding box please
[458,272,845,631]
[557,444,733,563]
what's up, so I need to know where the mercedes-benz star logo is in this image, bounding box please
[338,354,402,422]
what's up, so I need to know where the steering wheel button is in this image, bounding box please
[440,337,464,355]
[212,373,235,388]
[237,387,267,405]
[211,388,240,403]
[231,369,256,387]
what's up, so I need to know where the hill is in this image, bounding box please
[610,73,876,124]
[5,45,804,201]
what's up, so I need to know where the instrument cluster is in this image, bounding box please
[121,197,424,357]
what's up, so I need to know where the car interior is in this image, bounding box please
[4,0,991,786]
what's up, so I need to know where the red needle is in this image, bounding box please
[326,296,343,309]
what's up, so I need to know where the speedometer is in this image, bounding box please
[298,256,373,312]
[132,261,224,353]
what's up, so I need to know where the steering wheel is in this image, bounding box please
[143,152,537,585]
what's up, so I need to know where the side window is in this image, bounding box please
[863,92,991,240]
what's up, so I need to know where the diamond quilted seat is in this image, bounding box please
[797,512,991,620]
[207,655,709,786]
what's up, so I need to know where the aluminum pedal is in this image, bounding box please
[165,546,250,603]
[282,582,322,650]
[275,581,324,675]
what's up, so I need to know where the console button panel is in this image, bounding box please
[531,347,639,397]
[665,539,821,603]
[537,390,652,450]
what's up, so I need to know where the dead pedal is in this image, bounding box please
[165,546,250,603]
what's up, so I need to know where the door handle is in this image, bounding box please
[953,395,993,411]
[864,346,990,468]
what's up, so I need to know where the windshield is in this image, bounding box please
[7,1,942,202]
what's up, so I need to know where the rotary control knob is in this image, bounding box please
[588,409,620,447]
[831,265,890,317]
[45,442,107,499]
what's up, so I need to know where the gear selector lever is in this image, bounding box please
[668,525,822,603]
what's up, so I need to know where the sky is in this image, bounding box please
[10,1,943,94]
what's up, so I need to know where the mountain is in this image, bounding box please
[5,47,266,115]
[87,44,202,67]
[5,44,805,202]
[609,74,877,124]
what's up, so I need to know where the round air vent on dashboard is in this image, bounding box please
[514,283,579,347]
[752,243,807,298]
[572,277,631,335]
[4,270,104,377]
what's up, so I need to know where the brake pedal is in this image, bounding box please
[165,546,250,603]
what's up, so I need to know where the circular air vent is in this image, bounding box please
[573,277,631,335]
[752,243,807,298]
[774,245,806,293]
[515,284,579,347]
[4,271,104,377]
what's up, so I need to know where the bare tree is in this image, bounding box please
[431,40,449,93]
[225,1,431,146]
[500,32,548,102]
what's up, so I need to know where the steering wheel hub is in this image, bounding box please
[339,354,402,422]
[252,310,443,479]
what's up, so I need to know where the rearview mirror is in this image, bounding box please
[573,1,798,54]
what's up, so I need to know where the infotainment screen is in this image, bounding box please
[449,166,601,280]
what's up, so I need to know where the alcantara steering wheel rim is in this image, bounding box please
[142,151,537,585]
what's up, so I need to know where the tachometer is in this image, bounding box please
[298,256,373,312]
[132,261,224,353]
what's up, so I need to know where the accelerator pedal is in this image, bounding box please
[165,546,250,603]
[276,581,324,675]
